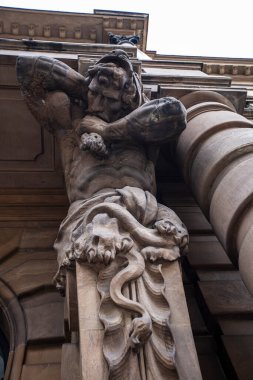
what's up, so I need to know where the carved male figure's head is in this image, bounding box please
[85,50,143,122]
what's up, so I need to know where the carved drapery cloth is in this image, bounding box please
[54,186,188,379]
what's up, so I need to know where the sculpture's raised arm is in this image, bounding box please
[17,50,187,147]
[16,55,88,132]
[78,96,187,145]
[16,55,87,98]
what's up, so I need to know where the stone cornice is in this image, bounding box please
[0,6,148,51]
[203,63,253,77]
[147,51,253,79]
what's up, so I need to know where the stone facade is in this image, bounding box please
[1,6,253,380]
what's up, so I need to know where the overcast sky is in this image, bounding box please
[1,0,252,58]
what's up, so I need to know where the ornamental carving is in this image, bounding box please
[17,49,188,379]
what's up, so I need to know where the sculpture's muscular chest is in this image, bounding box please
[58,132,156,202]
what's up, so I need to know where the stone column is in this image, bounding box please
[176,90,253,294]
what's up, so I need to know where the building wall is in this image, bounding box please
[1,7,253,380]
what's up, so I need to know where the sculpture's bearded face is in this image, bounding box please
[87,64,136,122]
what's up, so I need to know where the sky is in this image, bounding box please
[0,0,253,59]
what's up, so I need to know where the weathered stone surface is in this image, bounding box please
[0,251,58,295]
[222,336,253,380]
[176,89,253,297]
[21,291,64,342]
[0,7,148,51]
[199,280,253,315]
[2,6,253,380]
[25,344,62,364]
[16,49,201,379]
[76,264,108,380]
[188,236,232,269]
[218,319,253,335]
[61,342,80,380]
[197,270,241,282]
[162,262,203,379]
[21,363,61,380]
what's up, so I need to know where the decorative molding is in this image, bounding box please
[59,26,66,39]
[203,63,253,77]
[0,7,147,49]
[11,23,19,35]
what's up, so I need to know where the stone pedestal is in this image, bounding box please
[76,263,108,379]
[75,261,202,380]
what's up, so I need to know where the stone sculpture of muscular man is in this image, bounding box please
[17,49,188,378]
